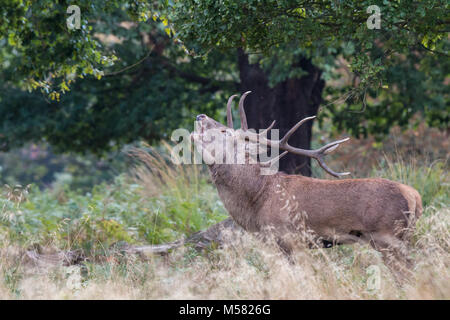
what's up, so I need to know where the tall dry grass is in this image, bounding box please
[0,147,448,299]
[128,142,204,199]
[0,206,448,299]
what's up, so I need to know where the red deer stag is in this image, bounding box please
[191,92,422,273]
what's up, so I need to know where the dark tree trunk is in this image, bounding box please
[237,49,325,176]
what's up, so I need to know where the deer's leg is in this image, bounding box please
[332,232,367,245]
[372,232,413,267]
[319,229,368,247]
[368,232,413,283]
[275,236,296,264]
[256,228,295,263]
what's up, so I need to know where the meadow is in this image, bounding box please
[0,126,448,299]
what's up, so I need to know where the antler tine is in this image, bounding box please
[315,156,351,177]
[239,91,251,130]
[260,151,288,167]
[238,115,351,178]
[238,120,276,139]
[226,94,238,128]
[279,116,316,146]
[243,115,315,149]
[258,120,276,136]
[320,137,350,154]
[283,137,351,177]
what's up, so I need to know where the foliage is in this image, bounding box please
[0,1,238,153]
[0,146,447,254]
[0,146,448,299]
[1,203,449,299]
[0,1,448,153]
[310,117,449,185]
[0,0,150,93]
[0,164,227,254]
[0,143,128,191]
[168,0,449,138]
[374,158,448,208]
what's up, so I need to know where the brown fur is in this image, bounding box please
[210,164,422,244]
[193,114,423,277]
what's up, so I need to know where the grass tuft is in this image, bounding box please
[0,146,448,299]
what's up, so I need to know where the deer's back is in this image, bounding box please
[261,175,422,236]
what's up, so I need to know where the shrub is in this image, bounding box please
[0,145,227,252]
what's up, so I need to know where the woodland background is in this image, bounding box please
[0,1,448,299]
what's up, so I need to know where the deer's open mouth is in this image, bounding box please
[194,120,205,135]
[191,119,205,144]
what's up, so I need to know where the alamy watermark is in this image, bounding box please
[67,5,81,30]
[366,265,381,292]
[171,123,282,175]
[367,5,381,29]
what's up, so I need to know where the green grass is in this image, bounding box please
[0,148,448,299]
[0,149,447,256]
[0,156,227,255]
[374,157,448,208]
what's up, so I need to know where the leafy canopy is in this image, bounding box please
[168,0,449,136]
[0,1,237,152]
[0,0,448,153]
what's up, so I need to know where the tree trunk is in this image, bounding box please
[237,49,325,176]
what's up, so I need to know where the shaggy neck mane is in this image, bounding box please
[208,163,272,230]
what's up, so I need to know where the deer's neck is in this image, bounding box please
[209,164,270,231]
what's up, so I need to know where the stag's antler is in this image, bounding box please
[232,92,351,178]
[226,94,238,128]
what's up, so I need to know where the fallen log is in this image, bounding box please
[124,217,242,257]
[24,218,242,266]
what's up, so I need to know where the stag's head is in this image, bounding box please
[192,92,351,177]
[191,92,256,166]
